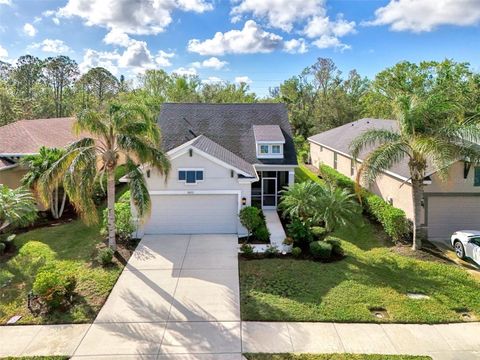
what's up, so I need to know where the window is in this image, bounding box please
[179,170,204,184]
[475,167,480,186]
[260,145,269,154]
[333,153,338,170]
[272,145,281,154]
[469,237,480,246]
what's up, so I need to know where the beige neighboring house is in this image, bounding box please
[308,118,480,241]
[0,117,78,189]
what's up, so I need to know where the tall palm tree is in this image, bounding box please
[0,185,37,232]
[351,94,480,250]
[22,147,67,219]
[39,102,170,250]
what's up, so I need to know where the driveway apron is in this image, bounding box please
[72,234,242,359]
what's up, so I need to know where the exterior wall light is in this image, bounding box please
[242,197,247,205]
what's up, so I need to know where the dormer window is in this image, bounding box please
[253,125,285,159]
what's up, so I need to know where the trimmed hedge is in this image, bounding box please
[317,164,410,241]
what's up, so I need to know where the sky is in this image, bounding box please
[0,0,479,96]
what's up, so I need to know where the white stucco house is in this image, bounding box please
[135,103,298,236]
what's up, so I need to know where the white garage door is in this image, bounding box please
[144,194,238,234]
[428,196,480,241]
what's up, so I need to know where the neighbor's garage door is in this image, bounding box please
[144,194,238,234]
[427,196,480,241]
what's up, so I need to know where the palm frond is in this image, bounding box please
[75,109,108,138]
[125,159,151,221]
[350,128,401,160]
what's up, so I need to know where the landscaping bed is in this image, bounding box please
[244,354,431,360]
[240,217,480,323]
[0,218,135,325]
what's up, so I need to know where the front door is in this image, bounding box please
[262,177,277,209]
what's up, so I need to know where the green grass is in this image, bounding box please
[244,355,431,360]
[241,166,480,324]
[0,218,124,325]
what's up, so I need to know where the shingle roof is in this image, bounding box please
[191,135,256,177]
[253,125,285,143]
[158,103,297,166]
[308,118,435,179]
[0,118,79,155]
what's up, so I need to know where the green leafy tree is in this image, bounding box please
[0,185,37,232]
[77,67,119,108]
[239,206,263,241]
[22,147,67,219]
[39,100,170,250]
[351,92,480,250]
[201,82,257,103]
[0,80,21,125]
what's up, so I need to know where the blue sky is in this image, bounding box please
[1,0,479,96]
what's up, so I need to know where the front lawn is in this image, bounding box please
[240,218,480,323]
[244,355,431,360]
[0,218,126,325]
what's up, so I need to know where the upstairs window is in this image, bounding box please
[179,169,204,184]
[272,145,281,154]
[260,145,269,154]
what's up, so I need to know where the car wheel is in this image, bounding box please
[454,241,465,259]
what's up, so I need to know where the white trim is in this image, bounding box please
[0,153,37,157]
[177,168,204,185]
[308,138,410,182]
[148,190,243,212]
[256,143,284,159]
[0,163,19,172]
[256,140,285,144]
[254,164,298,169]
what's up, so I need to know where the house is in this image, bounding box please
[0,117,78,189]
[308,118,480,241]
[136,103,297,236]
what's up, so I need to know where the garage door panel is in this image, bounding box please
[144,194,238,234]
[428,196,480,240]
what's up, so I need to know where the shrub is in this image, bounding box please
[291,246,302,258]
[317,164,410,242]
[101,202,135,241]
[32,263,76,311]
[325,236,345,257]
[0,242,5,255]
[264,245,279,258]
[97,247,114,266]
[311,226,327,240]
[254,225,270,243]
[0,234,16,252]
[287,218,313,248]
[239,206,263,239]
[118,190,130,203]
[240,243,254,258]
[309,241,332,260]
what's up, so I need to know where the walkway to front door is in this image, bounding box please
[72,234,242,359]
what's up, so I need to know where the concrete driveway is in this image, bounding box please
[72,234,242,359]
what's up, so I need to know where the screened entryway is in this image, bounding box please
[251,171,289,209]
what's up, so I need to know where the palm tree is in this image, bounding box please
[22,147,67,219]
[0,185,37,232]
[351,94,480,250]
[39,101,170,250]
[317,185,360,233]
[280,181,324,225]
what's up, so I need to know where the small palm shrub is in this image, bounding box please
[309,241,332,260]
[97,247,115,266]
[32,263,76,311]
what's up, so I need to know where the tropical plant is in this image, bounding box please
[239,206,263,242]
[279,181,323,224]
[0,185,37,232]
[316,185,361,233]
[351,94,480,250]
[22,146,67,219]
[39,101,170,250]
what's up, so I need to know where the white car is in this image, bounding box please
[450,230,480,266]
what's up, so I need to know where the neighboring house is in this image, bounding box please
[308,118,480,241]
[135,103,297,236]
[0,117,78,189]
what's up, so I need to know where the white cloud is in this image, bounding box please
[23,23,37,37]
[155,50,175,67]
[31,39,71,53]
[192,56,228,69]
[312,34,350,51]
[0,45,8,59]
[0,0,11,6]
[283,38,308,54]
[188,20,283,56]
[42,10,61,25]
[79,49,120,74]
[202,76,224,84]
[104,29,132,47]
[173,67,198,77]
[52,17,60,25]
[57,0,213,35]
[235,76,252,84]
[366,0,480,32]
[230,0,324,32]
[304,15,356,38]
